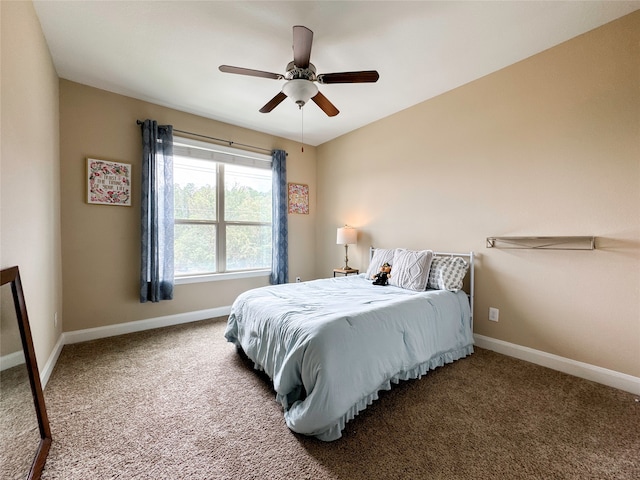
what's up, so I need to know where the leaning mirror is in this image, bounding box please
[0,266,51,480]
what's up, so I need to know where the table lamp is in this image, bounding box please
[336,226,357,270]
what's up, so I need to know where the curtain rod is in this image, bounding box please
[136,120,276,155]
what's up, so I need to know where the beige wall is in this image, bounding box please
[59,81,317,332]
[1,1,62,366]
[317,12,640,377]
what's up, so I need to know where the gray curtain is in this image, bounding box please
[270,149,288,284]
[140,119,174,302]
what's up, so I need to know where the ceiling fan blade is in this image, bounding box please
[311,91,339,117]
[259,91,288,113]
[219,65,283,80]
[317,71,380,84]
[292,26,313,68]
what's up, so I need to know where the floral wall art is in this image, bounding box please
[288,183,309,214]
[87,158,131,206]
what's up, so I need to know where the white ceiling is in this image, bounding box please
[33,1,639,146]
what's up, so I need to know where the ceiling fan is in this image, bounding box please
[219,25,379,117]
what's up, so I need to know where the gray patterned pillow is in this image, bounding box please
[366,248,395,279]
[427,256,469,291]
[389,249,433,291]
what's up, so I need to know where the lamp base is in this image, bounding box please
[343,244,350,270]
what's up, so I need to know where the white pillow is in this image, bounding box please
[365,248,395,279]
[389,249,433,291]
[427,256,469,291]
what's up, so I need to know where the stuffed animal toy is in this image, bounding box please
[372,262,392,286]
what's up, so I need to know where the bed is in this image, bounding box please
[224,248,475,441]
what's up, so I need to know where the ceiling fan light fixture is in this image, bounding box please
[282,79,318,108]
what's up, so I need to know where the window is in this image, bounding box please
[173,137,272,279]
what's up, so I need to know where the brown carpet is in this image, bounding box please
[39,317,639,480]
[1,364,42,479]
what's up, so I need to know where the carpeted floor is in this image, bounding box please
[1,364,42,480]
[38,317,639,480]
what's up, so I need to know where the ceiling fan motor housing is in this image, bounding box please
[285,61,316,81]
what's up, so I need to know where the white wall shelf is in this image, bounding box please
[486,236,595,250]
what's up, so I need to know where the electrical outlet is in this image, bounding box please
[296,277,301,283]
[489,307,499,322]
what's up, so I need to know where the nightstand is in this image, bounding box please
[333,268,359,277]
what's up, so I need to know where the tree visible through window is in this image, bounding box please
[173,140,272,277]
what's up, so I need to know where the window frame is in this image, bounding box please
[173,136,272,284]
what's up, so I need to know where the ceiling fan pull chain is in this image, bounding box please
[301,107,304,153]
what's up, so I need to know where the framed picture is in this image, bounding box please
[87,158,132,206]
[288,183,309,214]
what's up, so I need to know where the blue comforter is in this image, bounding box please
[224,274,473,441]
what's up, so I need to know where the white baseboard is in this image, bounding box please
[40,306,231,388]
[0,350,26,372]
[474,334,640,396]
[39,333,65,388]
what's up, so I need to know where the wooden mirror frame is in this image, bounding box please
[1,266,51,480]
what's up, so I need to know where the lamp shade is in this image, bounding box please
[336,226,357,245]
[282,79,319,107]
